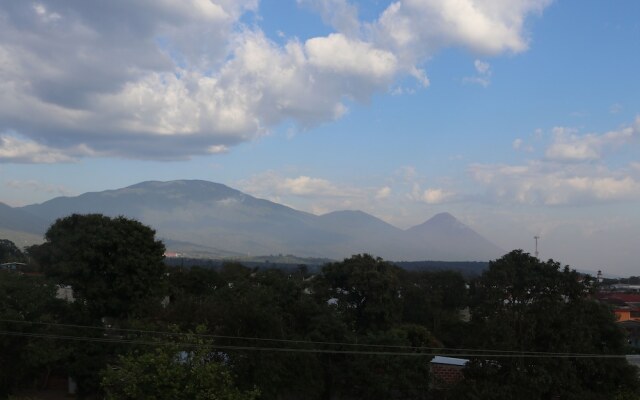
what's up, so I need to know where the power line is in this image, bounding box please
[0,321,629,359]
[0,318,512,353]
[0,318,607,356]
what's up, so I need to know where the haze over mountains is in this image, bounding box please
[1,180,502,261]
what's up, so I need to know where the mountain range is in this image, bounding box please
[0,180,503,261]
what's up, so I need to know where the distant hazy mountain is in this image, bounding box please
[0,202,49,234]
[404,212,503,261]
[1,180,503,261]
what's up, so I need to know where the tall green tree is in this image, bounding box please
[450,250,640,399]
[316,254,403,333]
[0,238,25,263]
[399,269,468,345]
[34,214,167,318]
[312,255,439,399]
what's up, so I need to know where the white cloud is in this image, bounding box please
[0,133,93,163]
[374,0,550,65]
[0,0,551,161]
[240,171,360,199]
[375,186,392,199]
[306,34,397,82]
[207,145,229,154]
[32,3,61,23]
[422,188,456,204]
[463,59,492,87]
[410,183,456,204]
[474,59,490,74]
[282,176,343,197]
[237,171,413,219]
[545,118,639,162]
[297,0,361,36]
[470,161,640,206]
[471,117,640,205]
[513,138,523,150]
[399,165,417,182]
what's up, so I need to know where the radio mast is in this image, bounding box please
[534,236,540,258]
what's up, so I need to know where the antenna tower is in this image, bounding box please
[534,236,540,258]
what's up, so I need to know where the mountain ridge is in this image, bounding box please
[2,180,503,261]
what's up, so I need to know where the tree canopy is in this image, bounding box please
[35,214,167,318]
[101,329,259,400]
[0,238,25,263]
[3,239,638,399]
[451,250,640,399]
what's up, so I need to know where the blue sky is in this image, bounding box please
[1,0,639,274]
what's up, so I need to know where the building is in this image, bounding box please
[430,356,468,386]
[0,262,27,273]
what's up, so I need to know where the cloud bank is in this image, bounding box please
[0,0,551,162]
[471,117,640,206]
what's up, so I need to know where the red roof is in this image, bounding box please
[598,292,640,303]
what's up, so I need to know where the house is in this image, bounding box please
[614,307,640,323]
[597,291,640,349]
[0,262,27,273]
[430,356,468,386]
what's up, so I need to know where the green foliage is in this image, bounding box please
[101,330,259,400]
[0,239,25,263]
[450,250,640,399]
[163,265,326,399]
[399,269,468,345]
[8,244,637,400]
[335,325,437,400]
[0,274,69,396]
[34,214,167,318]
[317,254,403,333]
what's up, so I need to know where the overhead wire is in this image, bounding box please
[0,318,604,356]
[0,319,632,359]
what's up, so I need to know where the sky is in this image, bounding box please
[1,0,639,275]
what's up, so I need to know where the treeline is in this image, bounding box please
[164,258,489,278]
[1,214,639,399]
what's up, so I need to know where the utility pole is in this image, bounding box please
[534,236,540,259]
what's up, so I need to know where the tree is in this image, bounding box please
[316,254,403,333]
[34,214,167,318]
[450,250,640,399]
[0,274,70,396]
[399,269,468,345]
[101,329,259,400]
[0,239,25,263]
[312,255,440,399]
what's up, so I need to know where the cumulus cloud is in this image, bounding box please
[0,0,551,162]
[470,117,640,206]
[237,171,406,218]
[545,118,639,162]
[410,183,456,204]
[464,59,492,87]
[373,0,549,64]
[422,188,456,204]
[0,133,93,163]
[513,138,523,150]
[470,161,640,205]
[375,186,392,199]
[297,0,361,36]
[239,171,361,199]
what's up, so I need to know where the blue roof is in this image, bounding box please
[431,356,469,366]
